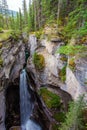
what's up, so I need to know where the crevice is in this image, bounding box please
[5,84,20,130]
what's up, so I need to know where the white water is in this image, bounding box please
[25,120,42,130]
[20,69,42,130]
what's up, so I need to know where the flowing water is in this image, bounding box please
[20,69,42,130]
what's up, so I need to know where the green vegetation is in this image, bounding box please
[63,2,87,39]
[0,28,3,33]
[0,0,87,129]
[52,124,59,130]
[59,64,67,83]
[39,87,61,109]
[57,45,85,56]
[33,52,45,70]
[10,30,21,41]
[60,56,67,62]
[59,95,86,130]
[35,29,44,39]
[53,112,65,122]
[0,57,3,66]
[39,87,66,129]
[68,58,76,71]
[0,30,11,41]
[0,43,3,49]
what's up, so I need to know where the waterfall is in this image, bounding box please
[20,69,42,130]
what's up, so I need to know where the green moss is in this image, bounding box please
[84,81,87,85]
[35,29,44,39]
[0,57,3,66]
[39,88,61,109]
[0,28,3,33]
[52,124,59,130]
[57,45,86,56]
[10,30,21,41]
[53,112,65,122]
[59,65,67,83]
[68,58,76,71]
[60,56,67,62]
[0,30,11,41]
[0,50,2,55]
[0,43,3,49]
[33,52,45,70]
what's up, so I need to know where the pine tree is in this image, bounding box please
[59,96,86,130]
[22,0,28,27]
[19,8,23,33]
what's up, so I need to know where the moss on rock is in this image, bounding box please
[53,112,65,122]
[0,57,3,66]
[0,43,2,49]
[39,88,61,109]
[52,124,59,130]
[33,52,45,70]
[68,58,76,71]
[39,87,66,129]
[59,65,67,83]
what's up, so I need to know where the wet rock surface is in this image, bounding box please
[0,91,5,130]
[0,40,25,87]
[0,39,26,130]
[5,84,20,130]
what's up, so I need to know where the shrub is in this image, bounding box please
[57,45,86,56]
[33,52,45,70]
[60,56,67,62]
[35,29,44,39]
[52,124,59,130]
[10,30,21,41]
[59,95,86,130]
[0,28,3,33]
[0,31,11,41]
[68,58,76,71]
[53,112,65,122]
[59,64,67,83]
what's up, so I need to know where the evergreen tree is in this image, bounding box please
[19,8,23,33]
[22,0,28,27]
[59,96,86,130]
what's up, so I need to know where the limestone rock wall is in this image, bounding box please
[27,35,66,87]
[66,67,86,100]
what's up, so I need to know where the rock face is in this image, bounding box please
[27,35,65,87]
[27,34,87,101]
[29,35,37,55]
[0,40,25,86]
[66,57,87,100]
[5,84,20,129]
[0,91,6,130]
[0,31,86,129]
[0,39,26,129]
[66,67,86,100]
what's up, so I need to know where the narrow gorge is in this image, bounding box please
[0,0,87,129]
[0,25,87,130]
